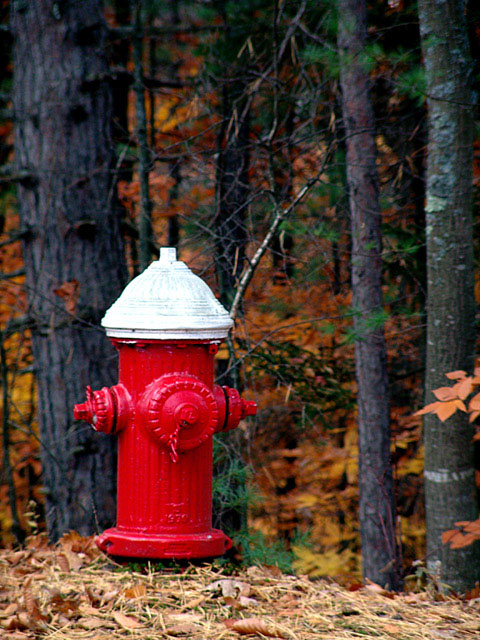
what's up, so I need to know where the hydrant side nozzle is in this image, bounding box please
[73,385,94,422]
[213,386,256,433]
[241,399,257,419]
[73,384,132,435]
[73,402,92,422]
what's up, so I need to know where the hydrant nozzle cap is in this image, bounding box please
[102,247,234,340]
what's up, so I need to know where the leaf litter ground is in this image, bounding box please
[1,533,480,640]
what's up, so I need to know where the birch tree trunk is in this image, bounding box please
[12,0,127,540]
[338,0,400,589]
[418,0,480,592]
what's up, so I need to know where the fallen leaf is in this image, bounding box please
[1,615,27,631]
[225,617,286,638]
[179,595,206,611]
[64,550,84,571]
[101,590,119,604]
[166,622,201,636]
[57,553,70,573]
[112,611,141,629]
[48,589,79,616]
[84,586,102,607]
[79,617,105,630]
[239,596,259,608]
[208,579,251,598]
[23,577,47,623]
[224,596,242,610]
[382,623,401,633]
[363,578,395,598]
[123,584,147,599]
[3,603,18,616]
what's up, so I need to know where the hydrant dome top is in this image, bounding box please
[101,247,234,339]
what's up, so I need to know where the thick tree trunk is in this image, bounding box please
[214,83,250,309]
[338,0,399,589]
[418,0,480,592]
[132,2,154,272]
[12,0,127,540]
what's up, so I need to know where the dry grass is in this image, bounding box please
[1,533,480,639]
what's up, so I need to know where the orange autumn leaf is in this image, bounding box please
[414,401,443,416]
[432,387,458,402]
[441,529,459,545]
[445,370,467,380]
[450,532,479,549]
[435,401,459,422]
[452,377,473,400]
[454,520,480,534]
[123,584,147,599]
[469,392,480,412]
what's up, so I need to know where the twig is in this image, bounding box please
[0,268,25,280]
[0,165,35,184]
[229,150,332,320]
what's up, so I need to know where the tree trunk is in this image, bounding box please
[12,0,127,541]
[214,82,250,310]
[338,0,399,589]
[132,1,154,272]
[418,0,480,592]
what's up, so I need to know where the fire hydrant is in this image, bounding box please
[73,248,256,559]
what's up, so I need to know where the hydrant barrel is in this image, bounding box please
[73,248,256,559]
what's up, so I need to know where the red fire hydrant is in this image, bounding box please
[73,248,256,559]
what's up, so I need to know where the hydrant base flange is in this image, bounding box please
[96,527,233,559]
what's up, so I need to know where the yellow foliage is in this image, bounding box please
[398,445,424,476]
[292,546,359,578]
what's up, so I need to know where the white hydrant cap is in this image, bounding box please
[101,248,234,340]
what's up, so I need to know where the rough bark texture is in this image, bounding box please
[338,0,399,589]
[12,0,127,540]
[418,0,480,592]
[214,83,250,309]
[132,3,154,272]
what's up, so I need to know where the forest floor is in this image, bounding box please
[1,533,480,640]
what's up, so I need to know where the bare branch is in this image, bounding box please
[229,148,332,320]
